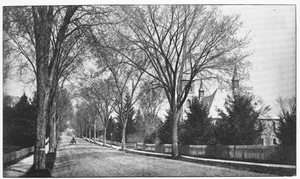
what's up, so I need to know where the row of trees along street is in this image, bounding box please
[3,5,296,172]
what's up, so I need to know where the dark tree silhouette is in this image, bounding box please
[275,97,296,165]
[215,94,264,145]
[180,97,212,145]
[158,111,174,144]
[106,117,117,141]
[276,97,296,146]
[3,93,37,148]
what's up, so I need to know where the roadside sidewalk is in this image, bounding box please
[3,155,33,177]
[3,140,50,177]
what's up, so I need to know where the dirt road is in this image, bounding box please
[51,134,275,177]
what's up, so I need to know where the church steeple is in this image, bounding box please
[199,79,204,99]
[232,65,239,95]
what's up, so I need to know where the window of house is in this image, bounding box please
[260,139,264,145]
[187,99,191,106]
[273,138,277,145]
[189,83,194,94]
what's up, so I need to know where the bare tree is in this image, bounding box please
[87,78,116,145]
[4,6,80,170]
[138,80,165,142]
[78,84,102,142]
[49,86,74,152]
[108,61,145,150]
[75,71,116,145]
[4,5,114,170]
[139,79,165,119]
[3,7,37,84]
[3,25,16,83]
[31,6,82,170]
[111,5,250,158]
[75,101,96,141]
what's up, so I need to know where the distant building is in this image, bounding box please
[182,66,279,146]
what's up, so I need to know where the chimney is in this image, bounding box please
[232,65,239,95]
[199,79,204,98]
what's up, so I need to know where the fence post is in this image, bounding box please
[234,145,236,159]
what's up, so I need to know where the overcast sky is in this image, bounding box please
[221,5,296,117]
[3,4,297,118]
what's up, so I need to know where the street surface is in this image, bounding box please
[51,134,275,177]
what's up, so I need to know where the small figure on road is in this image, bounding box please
[70,136,76,145]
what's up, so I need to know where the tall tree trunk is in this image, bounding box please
[49,99,57,153]
[170,96,182,158]
[85,126,88,140]
[49,115,55,153]
[170,16,186,159]
[121,122,127,150]
[171,108,181,158]
[103,127,107,146]
[143,119,146,144]
[35,85,52,170]
[94,121,96,143]
[78,124,81,137]
[32,6,79,170]
[34,92,47,170]
[53,119,57,151]
[32,6,54,171]
[89,126,92,142]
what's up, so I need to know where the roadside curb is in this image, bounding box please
[125,148,171,158]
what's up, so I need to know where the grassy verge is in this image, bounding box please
[125,149,296,176]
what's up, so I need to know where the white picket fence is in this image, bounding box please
[136,143,279,163]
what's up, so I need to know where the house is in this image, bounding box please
[260,118,280,146]
[182,66,279,146]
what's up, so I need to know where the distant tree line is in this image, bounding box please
[78,92,162,144]
[78,92,295,149]
[3,93,37,149]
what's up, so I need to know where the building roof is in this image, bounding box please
[200,89,217,112]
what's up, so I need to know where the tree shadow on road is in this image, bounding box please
[22,152,56,177]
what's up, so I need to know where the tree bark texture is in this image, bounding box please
[171,109,181,158]
[32,6,54,171]
[49,98,57,153]
[94,122,96,143]
[49,114,55,153]
[103,128,107,146]
[89,127,92,142]
[121,122,127,150]
[53,118,57,150]
[170,95,183,158]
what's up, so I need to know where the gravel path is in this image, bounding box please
[51,134,276,177]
